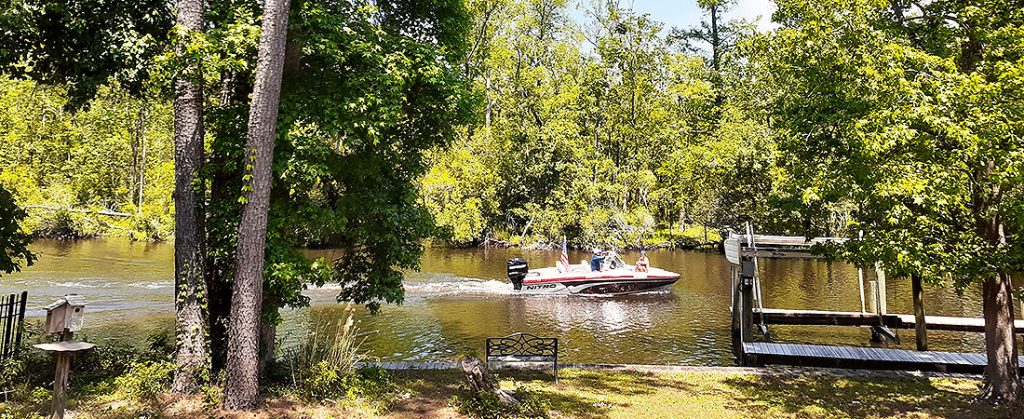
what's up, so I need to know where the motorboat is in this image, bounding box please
[506,252,680,295]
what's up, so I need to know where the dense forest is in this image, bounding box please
[0,0,775,249]
[422,0,774,248]
[0,0,1022,404]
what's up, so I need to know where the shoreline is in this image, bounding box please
[359,361,983,380]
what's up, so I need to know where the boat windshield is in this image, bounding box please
[602,252,626,270]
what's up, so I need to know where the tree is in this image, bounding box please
[669,0,748,79]
[758,0,1024,402]
[0,186,33,277]
[223,0,291,408]
[170,0,212,394]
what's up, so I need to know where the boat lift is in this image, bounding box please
[724,226,1023,372]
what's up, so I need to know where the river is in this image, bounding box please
[1,239,994,365]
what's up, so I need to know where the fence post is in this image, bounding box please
[2,294,13,358]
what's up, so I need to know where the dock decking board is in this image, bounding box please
[742,342,1009,373]
[753,308,1024,333]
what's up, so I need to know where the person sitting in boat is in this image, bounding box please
[590,248,606,272]
[636,250,650,272]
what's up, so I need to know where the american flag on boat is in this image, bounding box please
[559,237,570,271]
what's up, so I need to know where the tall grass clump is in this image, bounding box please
[283,305,394,402]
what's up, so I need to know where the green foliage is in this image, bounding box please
[0,183,33,276]
[0,0,173,108]
[0,78,176,240]
[1,325,175,405]
[111,360,175,400]
[283,306,374,400]
[422,1,774,248]
[756,0,1024,288]
[450,385,549,419]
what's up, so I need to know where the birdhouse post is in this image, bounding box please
[34,295,94,419]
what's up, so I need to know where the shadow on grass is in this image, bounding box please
[385,368,609,418]
[721,371,1021,419]
[496,368,698,418]
[564,369,698,396]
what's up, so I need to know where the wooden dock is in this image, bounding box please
[742,342,1016,374]
[753,308,1024,333]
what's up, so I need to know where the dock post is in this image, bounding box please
[740,257,755,344]
[731,266,741,359]
[857,231,865,313]
[912,273,928,351]
[867,280,878,315]
[867,280,883,343]
[874,263,888,314]
[857,267,866,313]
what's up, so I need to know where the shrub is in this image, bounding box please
[283,304,396,401]
[112,360,175,400]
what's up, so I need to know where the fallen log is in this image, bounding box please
[24,205,131,218]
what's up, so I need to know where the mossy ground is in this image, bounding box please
[3,367,1019,418]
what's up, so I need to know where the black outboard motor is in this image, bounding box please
[507,258,528,291]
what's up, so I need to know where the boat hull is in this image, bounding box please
[517,268,680,295]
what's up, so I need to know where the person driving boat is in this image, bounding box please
[590,248,605,271]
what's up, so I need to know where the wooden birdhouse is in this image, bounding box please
[43,295,86,335]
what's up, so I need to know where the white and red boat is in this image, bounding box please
[506,253,680,295]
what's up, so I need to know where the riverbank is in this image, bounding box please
[2,367,1015,418]
[474,225,723,251]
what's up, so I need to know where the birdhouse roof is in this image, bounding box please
[43,297,68,311]
[64,294,86,307]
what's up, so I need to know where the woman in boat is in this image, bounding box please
[636,250,650,272]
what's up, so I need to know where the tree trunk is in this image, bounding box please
[137,106,147,210]
[981,271,1020,403]
[710,3,720,74]
[258,320,276,375]
[911,273,927,351]
[222,0,291,409]
[460,355,518,405]
[170,0,210,395]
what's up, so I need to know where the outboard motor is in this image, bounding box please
[507,258,528,291]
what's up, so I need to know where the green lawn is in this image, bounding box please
[3,367,1018,418]
[388,368,1010,419]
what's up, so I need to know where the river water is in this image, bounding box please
[1,239,995,365]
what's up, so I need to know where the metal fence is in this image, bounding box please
[0,291,27,359]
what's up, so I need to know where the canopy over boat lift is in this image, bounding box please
[726,225,1024,373]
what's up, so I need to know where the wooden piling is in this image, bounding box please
[730,266,741,359]
[874,263,888,314]
[912,273,928,351]
[740,258,755,343]
[857,267,866,313]
[867,281,878,315]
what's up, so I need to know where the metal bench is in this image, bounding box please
[486,332,559,383]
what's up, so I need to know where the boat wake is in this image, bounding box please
[404,278,513,296]
[305,277,514,297]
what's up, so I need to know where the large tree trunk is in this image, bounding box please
[981,271,1020,403]
[222,0,291,409]
[170,0,210,395]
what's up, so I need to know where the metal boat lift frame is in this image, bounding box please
[724,228,1022,373]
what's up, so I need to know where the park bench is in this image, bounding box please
[486,332,559,383]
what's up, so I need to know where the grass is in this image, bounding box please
[5,367,1020,418]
